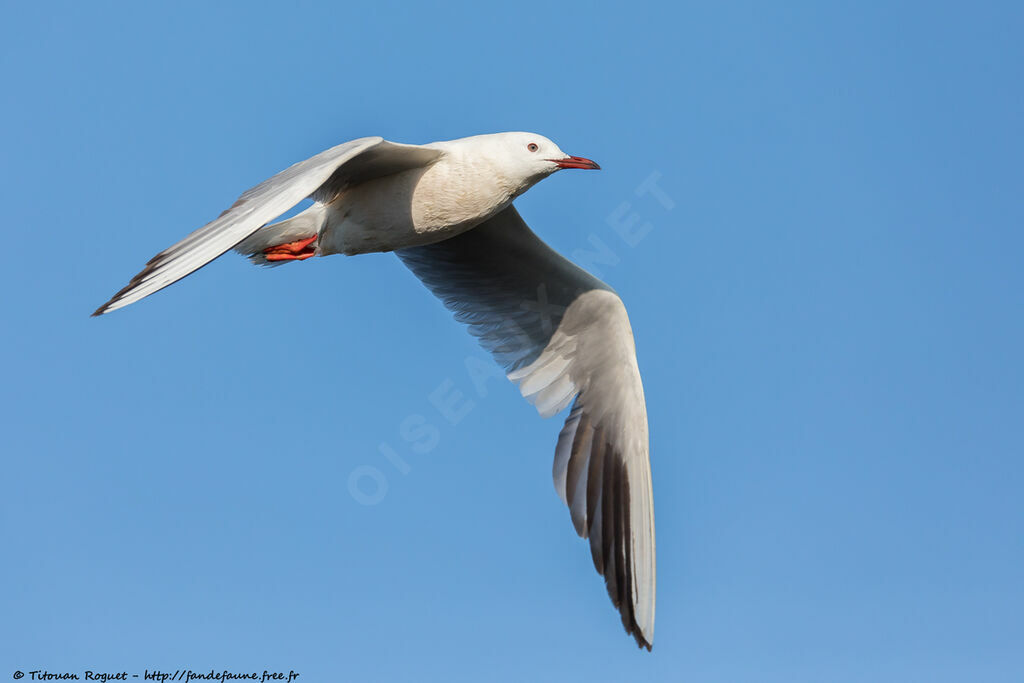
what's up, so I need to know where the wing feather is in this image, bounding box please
[396,205,655,649]
[93,137,442,315]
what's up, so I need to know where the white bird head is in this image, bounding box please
[450,132,600,193]
[495,131,601,179]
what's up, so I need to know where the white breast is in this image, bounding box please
[317,152,518,256]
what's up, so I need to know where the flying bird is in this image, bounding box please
[94,132,656,649]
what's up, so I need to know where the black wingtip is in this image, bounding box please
[91,300,113,317]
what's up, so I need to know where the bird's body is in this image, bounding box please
[94,132,657,650]
[319,137,519,255]
[237,134,556,258]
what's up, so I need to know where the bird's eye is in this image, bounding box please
[527,143,539,152]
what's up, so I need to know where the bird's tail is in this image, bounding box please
[233,203,327,266]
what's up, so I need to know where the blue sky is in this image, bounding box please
[2,1,1022,681]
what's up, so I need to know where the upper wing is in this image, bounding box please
[93,137,443,316]
[396,206,656,650]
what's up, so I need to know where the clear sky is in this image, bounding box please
[2,1,1022,681]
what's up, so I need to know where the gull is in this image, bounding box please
[93,132,656,649]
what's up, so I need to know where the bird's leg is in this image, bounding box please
[263,235,318,262]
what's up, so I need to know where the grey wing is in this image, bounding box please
[396,206,656,650]
[93,137,443,316]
